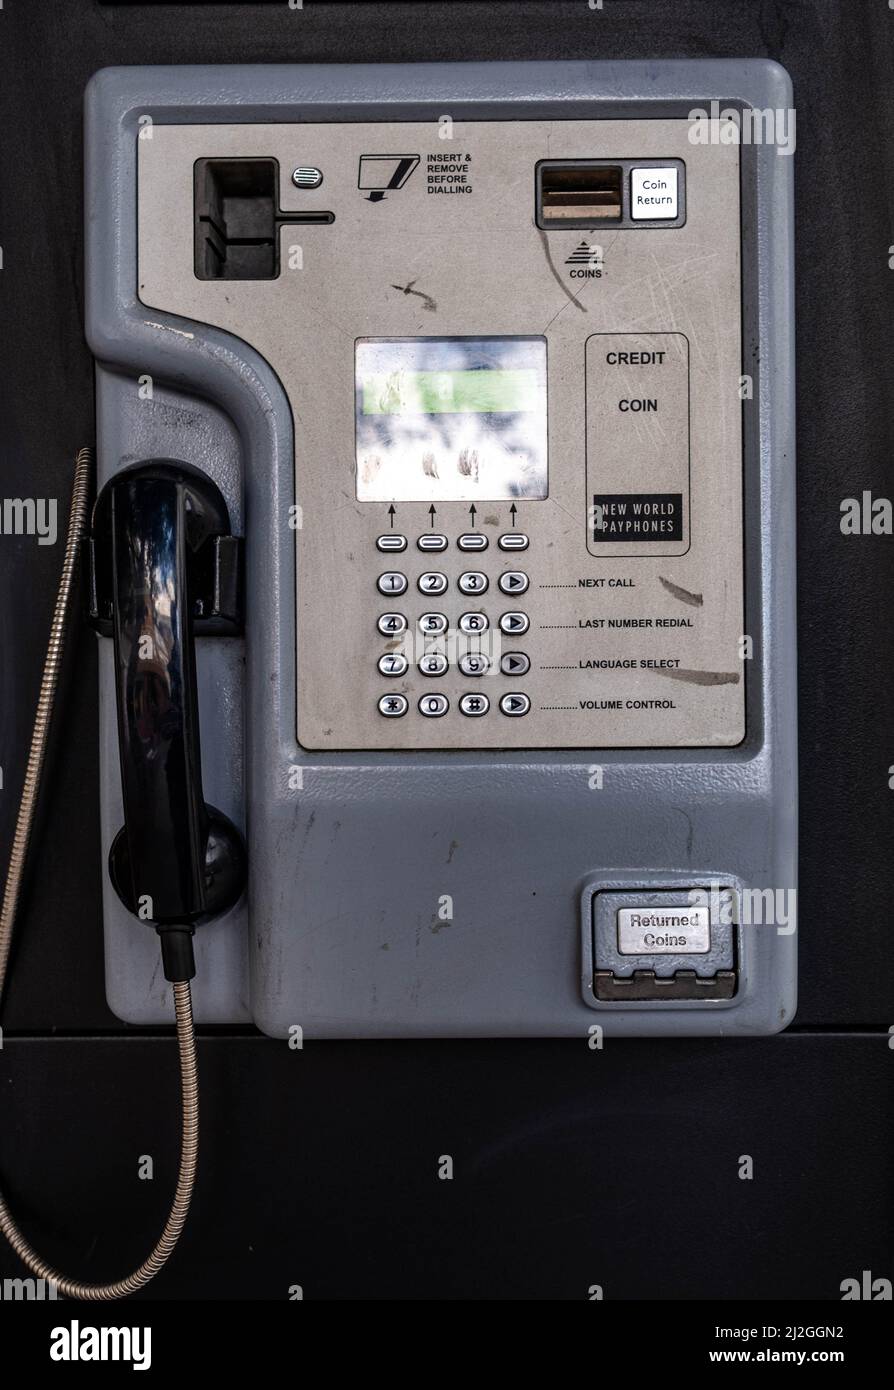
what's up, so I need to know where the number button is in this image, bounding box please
[419,652,449,677]
[377,572,407,596]
[499,612,529,635]
[376,534,407,552]
[419,693,449,717]
[378,694,408,718]
[378,653,408,677]
[459,652,489,676]
[419,612,448,635]
[498,571,529,595]
[459,693,490,717]
[499,693,531,717]
[459,612,489,634]
[418,572,448,595]
[378,613,407,635]
[458,571,488,595]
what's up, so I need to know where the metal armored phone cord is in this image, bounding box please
[0,448,199,1300]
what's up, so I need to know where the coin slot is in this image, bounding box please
[537,162,622,228]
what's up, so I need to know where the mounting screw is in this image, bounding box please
[291,167,323,189]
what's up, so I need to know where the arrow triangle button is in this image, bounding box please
[500,693,531,717]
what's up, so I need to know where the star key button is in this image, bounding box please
[378,694,408,718]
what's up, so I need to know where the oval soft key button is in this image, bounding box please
[418,533,448,552]
[376,534,407,552]
[499,571,528,594]
[377,571,407,595]
[498,533,528,551]
[457,533,488,551]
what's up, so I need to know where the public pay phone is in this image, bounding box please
[83,59,796,1039]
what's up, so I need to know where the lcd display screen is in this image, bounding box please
[355,336,548,501]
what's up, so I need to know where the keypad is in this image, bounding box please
[376,531,531,721]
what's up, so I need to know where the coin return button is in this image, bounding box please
[630,166,678,220]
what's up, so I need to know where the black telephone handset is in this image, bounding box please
[92,461,246,980]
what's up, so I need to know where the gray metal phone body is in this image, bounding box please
[85,61,796,1036]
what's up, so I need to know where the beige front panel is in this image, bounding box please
[138,119,744,750]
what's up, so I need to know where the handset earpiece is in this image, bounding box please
[92,461,246,978]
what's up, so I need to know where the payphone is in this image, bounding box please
[86,59,796,1037]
